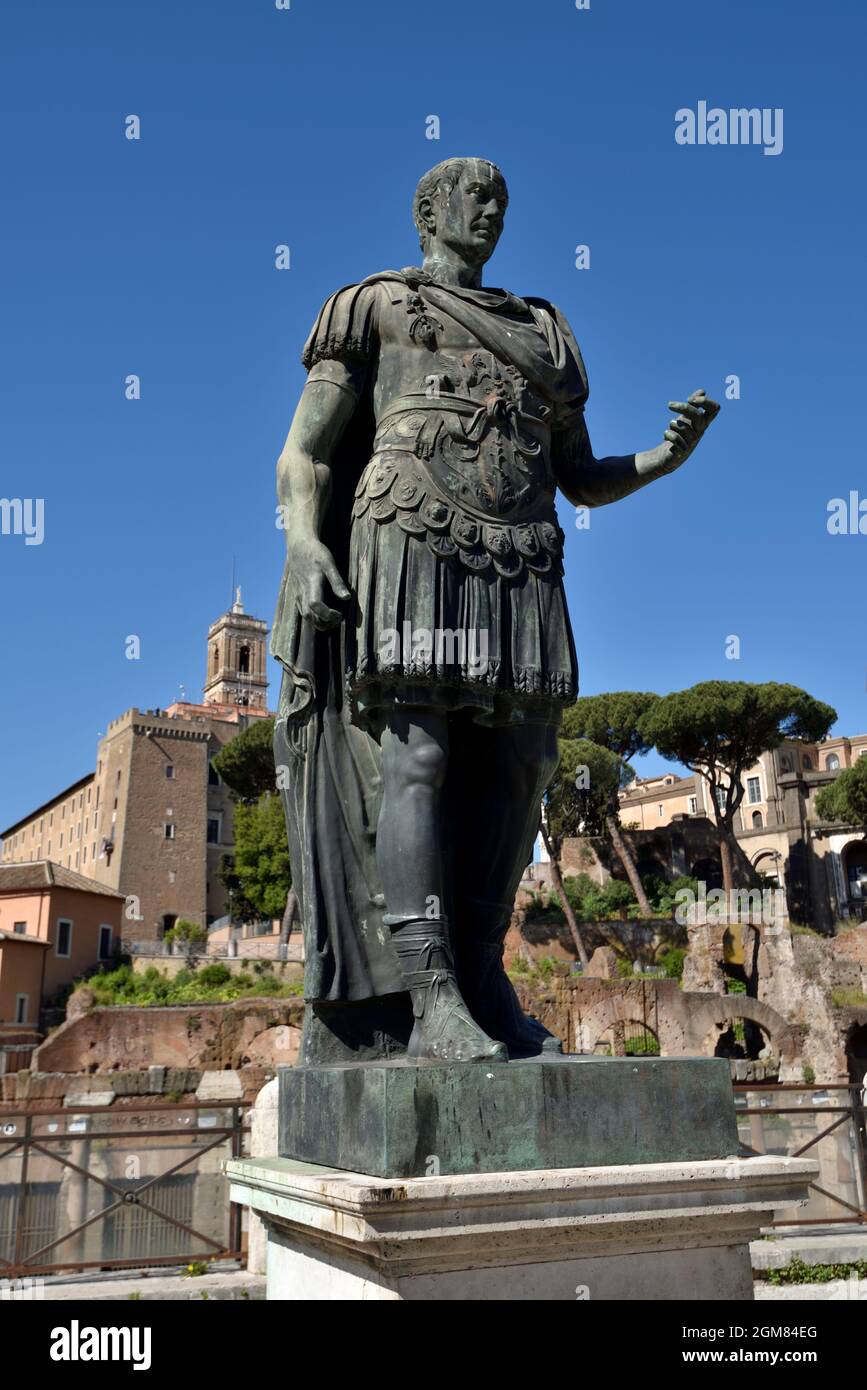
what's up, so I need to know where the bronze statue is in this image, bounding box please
[273,158,718,1065]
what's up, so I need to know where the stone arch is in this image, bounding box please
[842,839,867,909]
[690,855,723,891]
[574,994,658,1054]
[696,995,793,1059]
[594,1018,661,1056]
[846,1022,867,1088]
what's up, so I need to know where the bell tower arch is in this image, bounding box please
[202,588,269,710]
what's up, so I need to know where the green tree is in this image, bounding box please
[211,717,276,802]
[225,793,292,922]
[639,682,837,899]
[543,737,627,968]
[165,919,208,962]
[562,693,660,916]
[815,757,867,831]
[212,717,299,935]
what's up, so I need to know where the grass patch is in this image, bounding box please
[74,964,303,1008]
[831,988,867,1009]
[764,1257,867,1285]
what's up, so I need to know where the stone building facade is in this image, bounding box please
[0,595,272,945]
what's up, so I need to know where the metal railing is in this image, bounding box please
[0,1101,249,1278]
[734,1083,867,1227]
[124,938,302,962]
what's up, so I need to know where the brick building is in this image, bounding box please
[0,593,272,945]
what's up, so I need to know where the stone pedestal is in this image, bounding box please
[277,1056,740,1178]
[226,1152,816,1301]
[228,1055,817,1299]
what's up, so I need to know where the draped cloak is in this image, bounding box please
[272,269,589,1003]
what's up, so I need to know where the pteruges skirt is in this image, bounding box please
[345,460,579,728]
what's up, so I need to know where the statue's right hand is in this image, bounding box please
[287,537,350,630]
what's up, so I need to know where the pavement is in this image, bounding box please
[3,1267,265,1301]
[751,1225,867,1271]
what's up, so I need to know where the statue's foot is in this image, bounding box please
[389,916,508,1064]
[408,975,507,1063]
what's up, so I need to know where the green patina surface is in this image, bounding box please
[278,1056,739,1179]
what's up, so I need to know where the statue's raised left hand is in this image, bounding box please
[652,389,720,475]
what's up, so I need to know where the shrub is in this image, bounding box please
[657,947,685,980]
[196,963,232,987]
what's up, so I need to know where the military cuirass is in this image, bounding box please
[351,287,566,580]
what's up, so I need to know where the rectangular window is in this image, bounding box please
[688,796,697,815]
[207,818,220,845]
[98,925,113,960]
[747,777,762,804]
[59,833,63,849]
[715,787,727,813]
[657,804,664,817]
[165,764,175,780]
[164,824,175,840]
[56,919,73,957]
[13,922,26,935]
[15,995,28,1024]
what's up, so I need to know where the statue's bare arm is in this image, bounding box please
[276,363,364,630]
[553,390,720,508]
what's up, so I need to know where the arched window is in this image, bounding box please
[752,811,763,829]
[212,644,220,672]
[239,645,250,675]
[826,754,840,771]
[802,756,812,770]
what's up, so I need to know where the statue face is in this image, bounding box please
[430,160,507,267]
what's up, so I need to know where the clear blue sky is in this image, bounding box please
[1,0,865,834]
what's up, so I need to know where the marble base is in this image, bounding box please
[226,1153,816,1301]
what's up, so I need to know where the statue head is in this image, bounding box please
[412,158,508,271]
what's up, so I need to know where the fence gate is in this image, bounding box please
[735,1083,867,1226]
[0,1102,247,1278]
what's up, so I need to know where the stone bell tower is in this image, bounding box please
[203,588,269,710]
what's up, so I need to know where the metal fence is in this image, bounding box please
[734,1083,867,1227]
[124,939,303,962]
[0,1102,248,1279]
